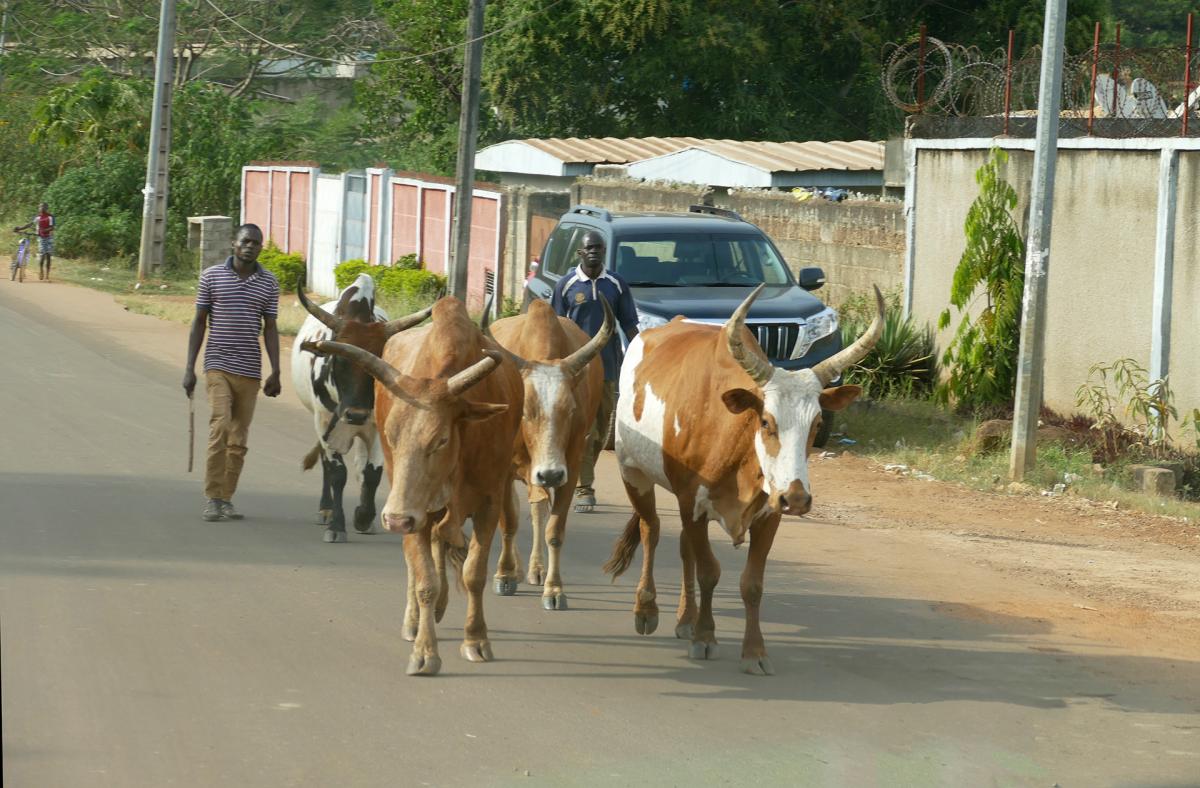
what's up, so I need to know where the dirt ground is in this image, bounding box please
[10,276,1200,663]
[806,450,1200,659]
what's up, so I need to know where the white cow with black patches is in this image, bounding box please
[292,274,433,543]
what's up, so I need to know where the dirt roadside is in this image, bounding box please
[6,277,1199,661]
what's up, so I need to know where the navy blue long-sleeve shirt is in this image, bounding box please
[551,265,640,381]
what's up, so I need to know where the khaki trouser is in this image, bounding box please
[578,380,617,492]
[205,370,260,501]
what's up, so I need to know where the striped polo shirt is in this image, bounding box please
[196,257,280,379]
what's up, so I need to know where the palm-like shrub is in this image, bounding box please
[839,290,939,399]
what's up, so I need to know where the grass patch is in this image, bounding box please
[836,398,1200,521]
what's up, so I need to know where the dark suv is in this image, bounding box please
[524,204,844,445]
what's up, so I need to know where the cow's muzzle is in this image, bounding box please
[533,466,567,489]
[342,407,371,426]
[777,481,812,517]
[383,513,419,534]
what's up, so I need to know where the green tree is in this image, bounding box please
[936,147,1026,414]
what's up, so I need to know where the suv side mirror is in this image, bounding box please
[798,267,826,291]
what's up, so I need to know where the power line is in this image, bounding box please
[200,0,567,67]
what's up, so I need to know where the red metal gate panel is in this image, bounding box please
[243,170,271,231]
[288,171,310,256]
[420,188,450,274]
[468,195,500,310]
[391,183,420,262]
[368,172,382,263]
[269,171,289,251]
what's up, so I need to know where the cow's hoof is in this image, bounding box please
[406,653,441,676]
[460,640,494,663]
[740,656,775,676]
[675,622,694,640]
[401,621,418,642]
[353,506,376,534]
[493,577,519,596]
[526,567,545,586]
[316,509,332,526]
[323,529,347,543]
[634,612,659,635]
[542,592,568,611]
[688,641,718,661]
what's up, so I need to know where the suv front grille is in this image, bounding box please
[751,324,800,360]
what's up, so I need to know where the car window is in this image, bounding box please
[540,223,584,277]
[713,234,791,285]
[615,232,792,286]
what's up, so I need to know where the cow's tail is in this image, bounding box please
[301,444,322,471]
[602,514,642,580]
[445,541,469,593]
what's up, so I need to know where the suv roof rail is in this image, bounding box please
[688,204,743,222]
[569,204,613,223]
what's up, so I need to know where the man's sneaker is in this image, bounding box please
[218,500,244,520]
[202,499,225,522]
[574,487,596,513]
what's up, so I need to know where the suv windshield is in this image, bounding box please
[613,233,792,287]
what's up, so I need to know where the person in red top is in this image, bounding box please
[15,203,55,281]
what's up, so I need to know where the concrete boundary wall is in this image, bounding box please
[905,137,1200,420]
[574,178,904,307]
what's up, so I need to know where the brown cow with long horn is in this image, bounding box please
[302,296,522,676]
[480,296,612,610]
[605,284,884,675]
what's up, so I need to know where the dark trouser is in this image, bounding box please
[578,380,617,492]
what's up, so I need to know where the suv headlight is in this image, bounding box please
[637,310,669,331]
[791,307,839,360]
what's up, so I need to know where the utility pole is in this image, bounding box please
[448,0,486,301]
[137,0,176,281]
[1010,0,1068,481]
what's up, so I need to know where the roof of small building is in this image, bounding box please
[475,137,884,178]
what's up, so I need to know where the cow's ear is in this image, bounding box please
[819,384,863,412]
[462,401,508,422]
[721,388,763,416]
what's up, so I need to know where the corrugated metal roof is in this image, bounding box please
[521,136,706,164]
[511,137,883,172]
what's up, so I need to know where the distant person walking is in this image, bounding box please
[551,230,640,512]
[182,224,282,522]
[14,202,55,281]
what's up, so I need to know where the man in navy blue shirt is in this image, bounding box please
[551,230,640,512]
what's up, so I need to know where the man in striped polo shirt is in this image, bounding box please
[182,224,282,522]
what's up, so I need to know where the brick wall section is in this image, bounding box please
[576,178,903,307]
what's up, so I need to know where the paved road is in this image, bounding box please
[1,283,1197,787]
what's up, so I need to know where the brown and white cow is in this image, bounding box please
[605,284,883,675]
[483,297,612,610]
[302,297,523,676]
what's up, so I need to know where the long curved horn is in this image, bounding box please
[300,339,419,402]
[446,349,503,397]
[297,279,343,334]
[383,305,434,338]
[811,285,884,387]
[560,293,614,376]
[725,284,775,387]
[479,292,495,333]
[477,292,530,371]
